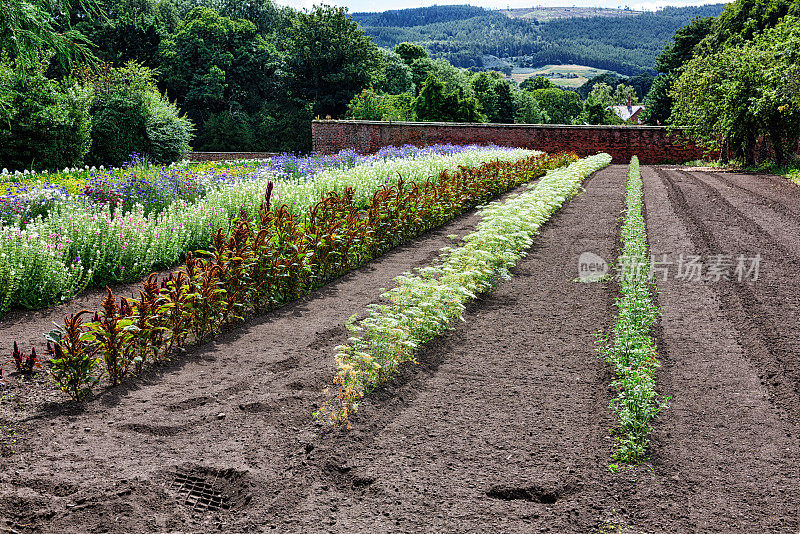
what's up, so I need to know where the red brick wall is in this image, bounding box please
[188,152,278,162]
[311,120,709,164]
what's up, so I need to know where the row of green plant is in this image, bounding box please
[322,153,612,425]
[0,148,528,314]
[597,156,668,464]
[39,152,576,400]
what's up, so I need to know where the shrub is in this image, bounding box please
[85,62,193,167]
[0,60,92,171]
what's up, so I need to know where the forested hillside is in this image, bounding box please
[352,4,726,75]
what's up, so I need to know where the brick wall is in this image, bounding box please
[188,152,278,162]
[311,120,710,164]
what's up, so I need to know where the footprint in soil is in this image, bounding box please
[119,422,192,436]
[486,478,576,504]
[166,396,211,412]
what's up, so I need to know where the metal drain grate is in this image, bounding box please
[169,466,250,512]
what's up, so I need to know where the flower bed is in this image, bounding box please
[0,146,527,314]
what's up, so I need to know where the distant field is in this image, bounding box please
[500,7,644,22]
[509,64,613,87]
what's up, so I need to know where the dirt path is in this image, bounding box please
[628,166,800,532]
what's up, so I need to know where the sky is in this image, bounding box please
[275,0,730,14]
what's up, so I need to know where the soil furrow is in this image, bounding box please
[655,167,800,421]
[632,165,799,533]
[691,170,800,258]
[699,170,800,219]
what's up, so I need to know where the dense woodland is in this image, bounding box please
[1,0,797,170]
[352,4,726,76]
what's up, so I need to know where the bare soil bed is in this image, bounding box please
[1,165,798,533]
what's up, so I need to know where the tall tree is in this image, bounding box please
[656,15,716,74]
[394,42,428,64]
[414,73,484,123]
[520,76,553,91]
[158,6,279,148]
[74,0,179,68]
[669,16,800,166]
[529,87,583,124]
[284,5,381,118]
[639,74,673,125]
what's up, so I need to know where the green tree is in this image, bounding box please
[347,86,414,121]
[751,16,800,164]
[492,81,515,123]
[74,0,180,68]
[256,97,314,153]
[582,98,607,125]
[414,74,449,121]
[394,42,428,64]
[471,72,496,119]
[576,72,623,99]
[529,87,583,124]
[372,48,413,95]
[639,74,673,125]
[201,109,254,151]
[656,16,716,74]
[588,82,613,108]
[158,6,279,149]
[701,0,800,50]
[414,73,484,123]
[671,16,800,164]
[639,15,715,125]
[671,43,765,164]
[520,76,553,91]
[284,5,381,118]
[185,0,293,36]
[1,0,97,74]
[471,71,515,123]
[514,90,547,124]
[612,83,638,105]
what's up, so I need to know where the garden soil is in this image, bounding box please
[1,165,798,533]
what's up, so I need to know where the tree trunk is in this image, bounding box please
[744,131,757,167]
[768,126,786,166]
